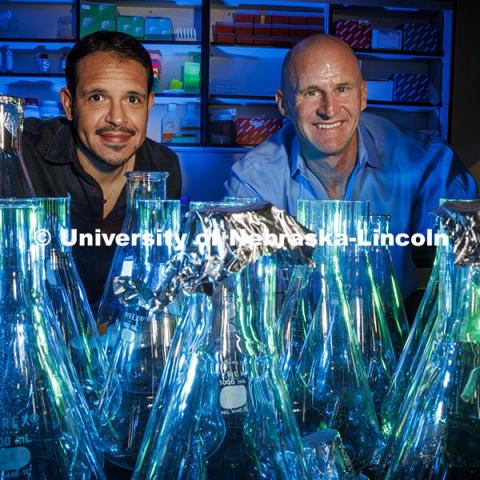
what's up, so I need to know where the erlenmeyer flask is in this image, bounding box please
[276,264,313,381]
[96,171,168,343]
[0,199,105,479]
[380,252,439,438]
[369,214,409,358]
[96,199,181,470]
[383,201,480,478]
[329,201,396,412]
[133,257,312,479]
[290,199,383,471]
[0,95,34,197]
[39,196,110,410]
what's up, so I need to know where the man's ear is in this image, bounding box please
[360,80,367,112]
[147,91,155,115]
[60,88,74,121]
[276,89,289,118]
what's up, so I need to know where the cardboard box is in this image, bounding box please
[371,29,402,50]
[214,32,235,43]
[214,21,234,34]
[290,15,307,25]
[254,36,271,45]
[235,117,282,145]
[335,19,371,49]
[235,34,254,44]
[308,15,325,26]
[366,80,393,101]
[289,25,307,37]
[392,73,430,103]
[402,23,439,52]
[254,13,271,24]
[233,12,254,23]
[305,25,325,36]
[145,16,174,40]
[271,14,289,24]
[235,23,253,35]
[272,25,289,37]
[116,15,145,40]
[80,3,116,37]
[254,23,271,36]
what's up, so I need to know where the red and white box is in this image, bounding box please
[235,117,282,145]
[335,19,371,49]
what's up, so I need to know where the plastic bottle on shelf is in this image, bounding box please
[59,52,67,72]
[161,103,180,143]
[180,103,200,143]
[24,97,40,119]
[37,53,50,73]
[5,46,13,72]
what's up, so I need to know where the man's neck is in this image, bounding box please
[76,146,136,219]
[76,146,135,189]
[303,133,358,200]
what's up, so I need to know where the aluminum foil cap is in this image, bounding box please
[114,202,314,309]
[434,199,480,266]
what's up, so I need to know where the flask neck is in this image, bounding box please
[123,172,169,231]
[39,197,71,255]
[0,100,35,197]
[0,102,22,154]
[0,202,45,301]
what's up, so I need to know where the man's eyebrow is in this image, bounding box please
[80,88,147,98]
[297,85,321,93]
[81,88,109,96]
[125,90,148,98]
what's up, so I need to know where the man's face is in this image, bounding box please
[61,51,154,168]
[276,42,367,159]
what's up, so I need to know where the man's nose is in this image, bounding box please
[316,94,337,119]
[105,100,127,126]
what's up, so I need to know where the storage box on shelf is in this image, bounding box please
[212,8,326,47]
[0,1,455,146]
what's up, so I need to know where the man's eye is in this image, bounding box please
[304,90,319,98]
[89,94,103,102]
[128,96,142,104]
[337,86,351,94]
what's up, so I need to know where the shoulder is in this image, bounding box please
[233,121,294,172]
[360,112,454,166]
[142,137,180,166]
[140,137,182,198]
[23,117,72,156]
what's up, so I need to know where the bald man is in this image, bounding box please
[225,34,477,299]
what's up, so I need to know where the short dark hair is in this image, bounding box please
[65,30,154,96]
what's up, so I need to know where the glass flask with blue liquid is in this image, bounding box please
[0,199,105,479]
[96,171,168,348]
[96,199,181,470]
[0,95,34,198]
[39,195,110,411]
[287,199,383,471]
[133,255,312,480]
[381,200,480,480]
[369,214,409,358]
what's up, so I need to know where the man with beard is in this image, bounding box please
[22,30,182,309]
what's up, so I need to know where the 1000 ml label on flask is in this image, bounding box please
[0,412,39,478]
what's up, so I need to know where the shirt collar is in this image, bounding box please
[289,119,383,178]
[44,122,77,164]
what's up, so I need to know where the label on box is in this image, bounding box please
[235,117,282,145]
[335,19,371,49]
[372,29,402,50]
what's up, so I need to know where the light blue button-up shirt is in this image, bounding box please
[225,113,478,297]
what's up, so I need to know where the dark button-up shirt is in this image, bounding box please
[22,117,182,306]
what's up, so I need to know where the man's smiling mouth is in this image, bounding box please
[313,121,343,130]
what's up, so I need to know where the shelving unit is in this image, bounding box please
[0,0,455,146]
